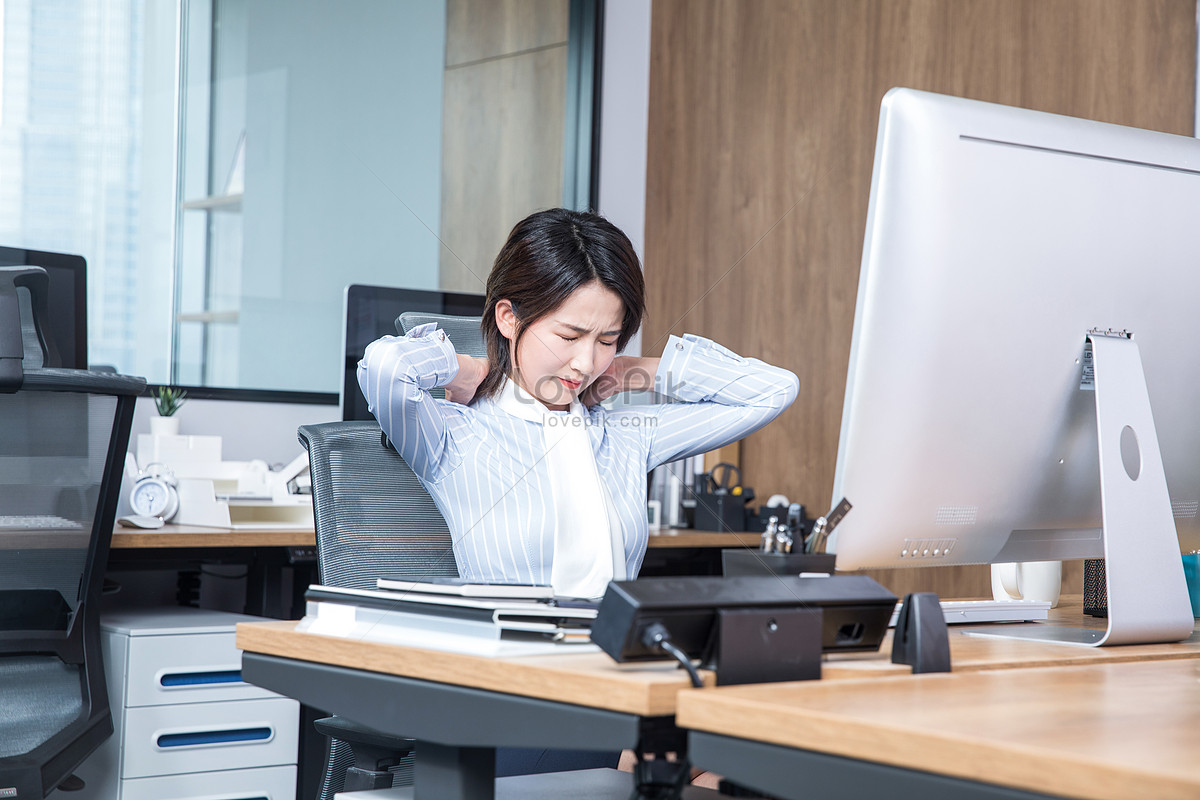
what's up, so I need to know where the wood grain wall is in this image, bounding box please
[644,0,1197,596]
[439,0,570,292]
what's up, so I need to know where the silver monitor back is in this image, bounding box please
[830,88,1200,571]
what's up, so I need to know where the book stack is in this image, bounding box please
[296,579,599,658]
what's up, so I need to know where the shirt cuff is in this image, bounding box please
[402,323,460,390]
[652,335,744,400]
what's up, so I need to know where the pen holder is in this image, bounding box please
[1083,558,1107,617]
[694,491,746,533]
[1088,555,1200,618]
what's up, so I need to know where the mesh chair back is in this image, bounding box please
[395,313,485,357]
[391,312,484,406]
[306,312,477,799]
[0,363,142,795]
[299,421,459,799]
[298,421,459,591]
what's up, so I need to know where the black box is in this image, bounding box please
[694,492,746,532]
[722,550,836,577]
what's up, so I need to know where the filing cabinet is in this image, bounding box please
[53,607,298,800]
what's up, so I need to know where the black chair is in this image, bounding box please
[0,266,143,798]
[300,421,460,796]
[304,313,484,798]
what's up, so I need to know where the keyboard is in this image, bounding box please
[0,514,83,531]
[889,598,1051,627]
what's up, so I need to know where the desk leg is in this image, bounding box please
[413,741,495,800]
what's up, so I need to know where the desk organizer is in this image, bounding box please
[721,550,837,577]
[135,434,313,530]
[53,607,298,800]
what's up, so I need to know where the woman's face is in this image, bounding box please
[496,281,624,411]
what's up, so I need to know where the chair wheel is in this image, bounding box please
[57,774,85,791]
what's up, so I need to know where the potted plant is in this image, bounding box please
[150,386,187,437]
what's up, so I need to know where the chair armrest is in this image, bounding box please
[314,715,414,792]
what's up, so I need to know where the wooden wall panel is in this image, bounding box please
[645,0,1196,596]
[445,0,568,67]
[440,0,569,291]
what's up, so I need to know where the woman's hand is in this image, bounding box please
[444,355,488,405]
[581,356,659,407]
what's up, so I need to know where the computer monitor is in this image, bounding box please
[0,246,87,370]
[340,284,485,421]
[829,88,1197,646]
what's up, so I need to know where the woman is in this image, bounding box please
[358,207,798,599]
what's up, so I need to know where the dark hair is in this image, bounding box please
[475,208,646,402]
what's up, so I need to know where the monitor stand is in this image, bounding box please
[966,331,1195,646]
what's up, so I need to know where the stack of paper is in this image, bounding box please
[297,583,598,658]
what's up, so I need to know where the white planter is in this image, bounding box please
[149,416,180,437]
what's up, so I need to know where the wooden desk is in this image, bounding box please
[677,659,1200,800]
[237,621,714,800]
[238,621,710,717]
[111,523,316,549]
[236,603,1198,800]
[238,598,1200,800]
[647,530,757,549]
[107,524,317,620]
[108,525,740,551]
[824,596,1200,679]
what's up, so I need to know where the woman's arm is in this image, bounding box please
[356,322,481,482]
[641,334,799,471]
[580,356,660,406]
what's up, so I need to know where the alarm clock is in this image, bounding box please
[129,462,179,522]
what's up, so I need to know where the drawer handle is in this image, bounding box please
[160,670,244,687]
[157,727,272,748]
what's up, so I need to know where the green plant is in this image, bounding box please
[154,386,187,417]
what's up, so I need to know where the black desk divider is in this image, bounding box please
[713,607,823,685]
[891,592,951,673]
[591,576,896,686]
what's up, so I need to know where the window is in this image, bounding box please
[0,0,599,395]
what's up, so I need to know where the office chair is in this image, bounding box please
[395,311,486,394]
[299,420,460,797]
[0,266,143,798]
[302,314,483,798]
[395,311,484,348]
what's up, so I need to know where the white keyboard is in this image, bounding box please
[889,598,1051,627]
[0,514,83,531]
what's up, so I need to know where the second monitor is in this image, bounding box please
[340,284,485,422]
[829,89,1197,646]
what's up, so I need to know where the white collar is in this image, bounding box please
[494,376,584,425]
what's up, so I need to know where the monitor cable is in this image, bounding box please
[640,622,704,688]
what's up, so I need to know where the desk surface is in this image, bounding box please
[237,620,710,717]
[677,658,1200,800]
[111,525,745,550]
[110,524,316,549]
[824,596,1200,679]
[236,598,1200,719]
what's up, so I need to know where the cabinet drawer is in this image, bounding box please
[125,630,278,706]
[121,697,298,779]
[118,764,297,800]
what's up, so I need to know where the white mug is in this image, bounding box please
[991,561,1062,607]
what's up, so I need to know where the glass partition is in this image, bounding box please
[175,0,599,393]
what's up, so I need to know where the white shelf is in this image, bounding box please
[181,192,243,211]
[176,310,239,324]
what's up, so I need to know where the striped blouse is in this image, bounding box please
[357,323,799,583]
